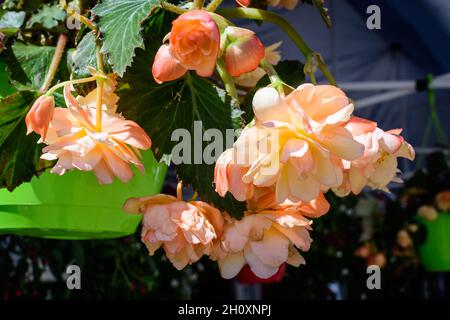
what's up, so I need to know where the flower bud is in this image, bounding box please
[25,95,55,140]
[152,44,187,84]
[252,87,290,122]
[223,26,265,77]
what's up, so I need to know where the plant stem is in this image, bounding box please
[41,34,68,93]
[190,192,198,201]
[95,80,104,131]
[216,59,239,102]
[310,71,317,85]
[46,76,98,96]
[206,0,224,12]
[218,7,337,85]
[260,58,286,96]
[95,42,105,131]
[193,0,204,9]
[177,181,183,200]
[161,1,188,14]
[260,59,281,85]
[60,0,97,32]
[96,41,105,73]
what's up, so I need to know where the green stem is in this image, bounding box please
[206,0,224,12]
[216,59,239,102]
[193,0,204,9]
[218,7,337,85]
[60,0,97,32]
[95,42,105,131]
[309,71,317,84]
[96,41,105,73]
[161,1,188,14]
[41,34,68,93]
[46,76,98,96]
[260,59,282,86]
[260,59,296,97]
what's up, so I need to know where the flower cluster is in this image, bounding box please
[123,184,327,278]
[21,3,418,282]
[121,83,414,279]
[25,73,152,184]
[152,10,266,84]
[211,83,414,277]
[123,193,224,270]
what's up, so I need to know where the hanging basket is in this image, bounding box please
[0,151,167,240]
[417,213,450,272]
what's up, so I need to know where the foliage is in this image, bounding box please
[92,0,159,76]
[0,91,52,191]
[0,233,199,299]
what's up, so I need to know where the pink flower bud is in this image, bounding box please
[25,95,55,140]
[252,87,290,123]
[224,26,265,77]
[152,44,187,84]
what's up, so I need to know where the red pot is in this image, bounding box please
[236,264,286,284]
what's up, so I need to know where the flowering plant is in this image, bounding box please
[0,0,414,279]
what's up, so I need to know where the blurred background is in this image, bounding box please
[1,0,450,300]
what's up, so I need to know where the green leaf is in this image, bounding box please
[69,31,97,78]
[117,10,246,217]
[0,91,51,191]
[92,0,159,76]
[242,60,305,123]
[26,4,66,29]
[8,41,56,90]
[2,0,45,12]
[0,10,26,34]
[0,56,16,97]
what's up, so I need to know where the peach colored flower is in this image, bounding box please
[234,42,282,88]
[152,10,220,83]
[214,148,254,202]
[247,184,331,215]
[236,84,364,203]
[123,194,224,270]
[213,146,332,221]
[212,209,312,279]
[417,205,438,221]
[436,190,450,211]
[25,95,55,141]
[333,117,415,196]
[41,85,151,184]
[223,26,265,77]
[152,44,188,84]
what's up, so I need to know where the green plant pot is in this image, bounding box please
[0,151,167,240]
[417,213,450,272]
